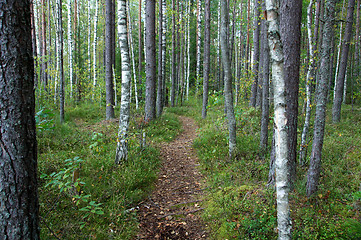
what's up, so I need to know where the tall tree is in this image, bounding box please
[280,0,302,185]
[202,0,211,119]
[0,1,39,238]
[249,0,261,107]
[195,0,202,94]
[156,0,164,117]
[138,0,143,100]
[265,0,292,237]
[106,0,115,119]
[332,0,356,123]
[220,0,237,159]
[68,0,73,97]
[41,0,48,90]
[115,0,132,164]
[171,0,176,107]
[92,0,99,99]
[57,0,65,123]
[144,0,156,121]
[306,0,336,197]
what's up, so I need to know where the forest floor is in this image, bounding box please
[136,116,208,239]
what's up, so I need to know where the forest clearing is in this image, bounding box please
[1,0,361,239]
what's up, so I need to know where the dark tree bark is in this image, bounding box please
[280,0,302,186]
[249,0,261,107]
[259,15,270,156]
[41,0,48,90]
[306,0,336,197]
[332,0,355,123]
[202,0,211,119]
[352,0,360,109]
[0,1,39,238]
[105,0,115,120]
[145,0,156,122]
[220,0,237,158]
[156,0,163,117]
[57,0,65,123]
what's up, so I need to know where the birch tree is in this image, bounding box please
[0,1,39,238]
[202,0,211,119]
[332,0,356,123]
[68,0,73,97]
[92,0,99,99]
[220,0,237,159]
[306,0,336,197]
[156,0,164,117]
[196,0,202,94]
[57,0,65,123]
[265,0,291,237]
[186,0,190,100]
[115,0,131,164]
[171,0,176,107]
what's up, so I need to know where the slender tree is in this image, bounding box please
[92,0,99,99]
[156,0,164,117]
[0,1,39,238]
[144,0,156,121]
[171,0,176,107]
[202,0,211,119]
[220,0,237,159]
[332,0,356,123]
[106,0,115,119]
[57,0,65,123]
[68,0,73,97]
[195,0,202,94]
[307,0,336,197]
[115,0,132,164]
[138,0,143,100]
[266,0,292,237]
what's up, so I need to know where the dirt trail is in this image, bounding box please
[137,116,208,239]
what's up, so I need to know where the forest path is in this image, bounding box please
[136,116,208,239]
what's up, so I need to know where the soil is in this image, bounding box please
[136,116,208,240]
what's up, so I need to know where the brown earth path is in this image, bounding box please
[136,116,208,239]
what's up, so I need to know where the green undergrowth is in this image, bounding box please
[37,103,181,239]
[187,96,361,239]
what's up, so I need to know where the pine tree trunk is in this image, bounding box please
[332,0,355,123]
[57,0,65,123]
[115,0,132,164]
[352,0,360,109]
[106,0,115,119]
[307,0,336,197]
[280,0,302,186]
[220,0,237,159]
[144,0,156,122]
[0,1,39,238]
[156,0,163,117]
[202,0,211,119]
[249,0,260,107]
[265,0,291,237]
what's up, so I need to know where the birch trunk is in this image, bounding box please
[67,0,73,97]
[307,0,336,197]
[138,0,143,101]
[332,0,355,123]
[265,0,291,237]
[115,0,131,164]
[88,0,91,82]
[162,0,167,106]
[220,0,237,159]
[92,0,99,100]
[216,0,221,91]
[171,0,176,107]
[195,0,202,95]
[186,0,190,100]
[57,0,65,123]
[300,0,315,165]
[202,0,211,119]
[144,0,156,122]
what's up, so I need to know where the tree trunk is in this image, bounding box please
[144,0,156,122]
[195,0,202,95]
[106,0,115,119]
[300,0,316,165]
[88,0,91,84]
[265,0,292,237]
[249,0,261,107]
[138,0,143,101]
[220,0,237,159]
[67,0,73,97]
[162,0,167,107]
[186,0,190,100]
[171,0,176,107]
[156,0,164,117]
[306,0,336,197]
[0,1,39,238]
[92,0,99,100]
[202,0,211,119]
[332,0,355,123]
[42,0,48,91]
[115,0,132,164]
[352,0,360,109]
[216,0,221,91]
[259,14,270,156]
[280,0,302,186]
[57,0,65,123]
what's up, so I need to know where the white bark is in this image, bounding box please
[68,0,73,97]
[88,0,91,81]
[162,0,167,104]
[300,0,314,165]
[127,0,139,110]
[92,0,99,100]
[186,0,190,100]
[115,0,131,164]
[265,0,291,238]
[196,0,202,93]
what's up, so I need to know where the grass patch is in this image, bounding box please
[38,103,181,239]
